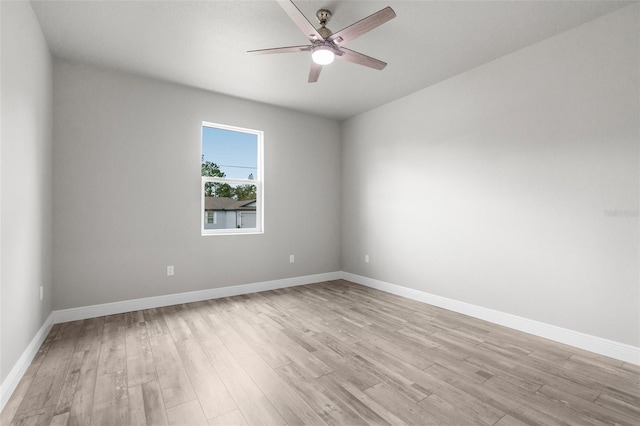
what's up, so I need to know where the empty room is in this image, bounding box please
[1,0,638,425]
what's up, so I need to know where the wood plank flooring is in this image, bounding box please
[2,280,639,425]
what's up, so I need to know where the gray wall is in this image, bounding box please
[341,5,639,346]
[52,59,341,310]
[1,1,53,382]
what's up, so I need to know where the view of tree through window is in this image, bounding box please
[201,156,257,200]
[201,123,263,235]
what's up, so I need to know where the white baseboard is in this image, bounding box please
[3,270,638,414]
[0,313,54,412]
[52,271,342,323]
[341,272,640,366]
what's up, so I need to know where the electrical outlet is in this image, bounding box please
[289,254,295,263]
[167,265,175,276]
[40,286,43,301]
[365,254,370,263]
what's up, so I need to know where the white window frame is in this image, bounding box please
[201,122,264,236]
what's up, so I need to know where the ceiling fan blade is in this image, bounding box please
[308,61,322,83]
[247,45,311,55]
[277,0,324,41]
[336,47,387,70]
[328,7,396,45]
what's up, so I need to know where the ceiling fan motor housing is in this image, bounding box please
[316,9,333,39]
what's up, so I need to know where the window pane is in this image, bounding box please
[203,183,257,230]
[202,126,257,180]
[206,211,216,224]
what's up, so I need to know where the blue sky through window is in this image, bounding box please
[202,126,257,179]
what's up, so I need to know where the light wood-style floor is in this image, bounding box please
[2,280,639,425]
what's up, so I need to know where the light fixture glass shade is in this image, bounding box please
[312,47,335,65]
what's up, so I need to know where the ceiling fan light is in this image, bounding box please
[312,46,335,65]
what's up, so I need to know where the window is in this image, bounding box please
[206,211,217,225]
[201,122,263,235]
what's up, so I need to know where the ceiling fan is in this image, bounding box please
[247,0,396,83]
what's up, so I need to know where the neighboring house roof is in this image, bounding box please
[205,197,256,211]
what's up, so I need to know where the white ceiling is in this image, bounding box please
[31,0,634,120]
